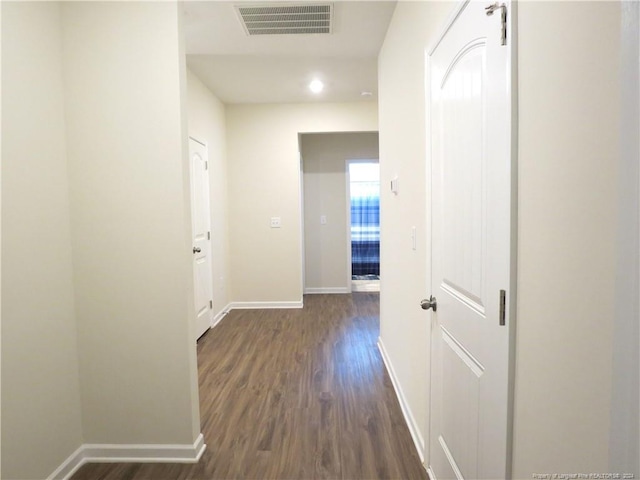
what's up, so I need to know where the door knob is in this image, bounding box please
[193,247,201,254]
[421,296,437,312]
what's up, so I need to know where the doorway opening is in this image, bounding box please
[300,132,379,295]
[348,161,380,292]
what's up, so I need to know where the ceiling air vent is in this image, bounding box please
[235,3,333,36]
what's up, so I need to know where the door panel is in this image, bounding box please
[440,42,486,317]
[440,327,482,479]
[428,2,513,479]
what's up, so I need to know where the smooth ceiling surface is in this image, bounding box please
[183,1,397,104]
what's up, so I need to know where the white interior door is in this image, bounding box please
[189,137,213,341]
[427,1,514,479]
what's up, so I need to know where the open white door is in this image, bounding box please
[426,1,514,479]
[189,137,213,341]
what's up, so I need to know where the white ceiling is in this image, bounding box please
[183,1,397,104]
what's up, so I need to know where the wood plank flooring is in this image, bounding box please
[71,293,427,480]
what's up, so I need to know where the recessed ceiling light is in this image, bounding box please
[309,79,324,94]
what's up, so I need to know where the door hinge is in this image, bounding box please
[485,2,507,46]
[209,300,213,309]
[207,231,211,240]
[205,161,209,170]
[499,289,506,326]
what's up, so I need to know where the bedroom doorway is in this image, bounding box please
[348,161,380,292]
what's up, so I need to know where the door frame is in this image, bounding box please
[298,139,306,295]
[423,0,518,473]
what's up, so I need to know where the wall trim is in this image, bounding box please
[377,338,426,463]
[211,304,231,328]
[48,445,85,480]
[304,287,350,294]
[427,466,438,480]
[48,434,206,480]
[227,300,303,310]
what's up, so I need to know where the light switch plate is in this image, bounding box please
[391,176,399,195]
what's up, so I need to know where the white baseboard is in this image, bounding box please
[211,304,231,328]
[227,300,303,309]
[48,445,85,480]
[304,287,350,294]
[48,433,206,480]
[377,338,425,463]
[427,465,438,480]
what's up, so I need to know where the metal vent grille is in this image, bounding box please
[235,3,333,36]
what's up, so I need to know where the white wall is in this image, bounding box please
[1,0,3,472]
[1,3,84,478]
[611,2,640,474]
[379,0,632,476]
[61,2,201,445]
[187,69,231,318]
[378,0,454,460]
[301,132,379,292]
[225,103,378,304]
[513,2,619,475]
[1,2,3,475]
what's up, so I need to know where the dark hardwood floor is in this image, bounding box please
[71,293,427,480]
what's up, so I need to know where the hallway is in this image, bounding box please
[71,294,427,479]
